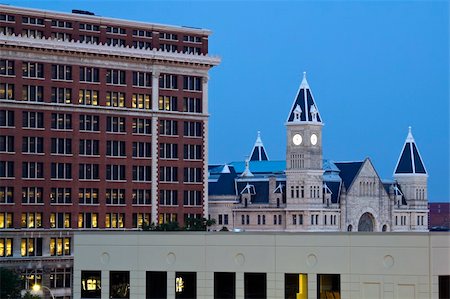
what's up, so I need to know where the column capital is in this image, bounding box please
[202,76,209,84]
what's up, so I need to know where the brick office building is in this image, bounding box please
[0,4,219,297]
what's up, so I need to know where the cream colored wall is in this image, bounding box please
[73,232,449,299]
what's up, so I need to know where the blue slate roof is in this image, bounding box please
[394,127,427,175]
[287,73,322,123]
[229,160,286,174]
[208,166,237,196]
[334,161,364,189]
[324,181,341,204]
[236,180,269,204]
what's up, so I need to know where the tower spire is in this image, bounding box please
[249,131,269,161]
[394,126,427,175]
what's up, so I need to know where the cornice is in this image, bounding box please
[0,32,220,67]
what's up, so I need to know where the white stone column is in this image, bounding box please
[202,76,209,219]
[151,71,160,225]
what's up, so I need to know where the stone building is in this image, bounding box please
[209,73,429,232]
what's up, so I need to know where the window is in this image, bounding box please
[133,213,151,228]
[106,165,126,181]
[106,140,126,157]
[0,110,14,127]
[22,85,44,102]
[79,188,99,205]
[158,95,177,111]
[51,163,72,179]
[244,273,266,299]
[78,213,98,228]
[51,20,72,28]
[51,87,72,104]
[79,89,99,105]
[49,268,71,289]
[0,187,14,204]
[0,238,13,257]
[183,35,202,43]
[80,35,99,44]
[132,93,151,109]
[81,271,101,298]
[184,167,202,183]
[0,83,14,100]
[0,136,14,152]
[22,137,43,154]
[133,40,152,49]
[159,119,178,135]
[79,114,100,131]
[317,274,340,299]
[160,44,178,52]
[133,118,151,134]
[23,111,44,128]
[160,32,178,40]
[214,272,235,299]
[132,71,152,87]
[22,62,44,78]
[110,271,130,299]
[183,76,202,91]
[183,190,201,206]
[106,38,126,46]
[22,16,44,25]
[51,64,72,80]
[49,237,71,256]
[21,187,43,204]
[0,26,14,35]
[21,29,43,38]
[21,238,43,256]
[105,213,125,228]
[106,189,126,205]
[132,142,151,158]
[159,73,178,89]
[175,272,196,299]
[159,166,178,182]
[183,46,201,54]
[132,189,151,205]
[146,272,166,299]
[106,69,126,85]
[79,139,100,156]
[285,274,308,299]
[0,161,14,178]
[133,29,152,37]
[159,143,178,159]
[21,212,42,228]
[79,66,100,82]
[51,138,72,155]
[50,188,72,204]
[0,59,14,76]
[106,116,126,133]
[439,276,450,299]
[49,212,71,228]
[0,212,13,228]
[159,190,178,206]
[183,121,202,137]
[79,23,100,31]
[218,214,229,226]
[184,144,202,160]
[132,165,151,182]
[311,214,319,225]
[106,26,126,34]
[51,113,72,130]
[106,91,125,107]
[22,162,44,179]
[183,97,202,113]
[0,14,15,22]
[79,164,100,180]
[51,32,72,41]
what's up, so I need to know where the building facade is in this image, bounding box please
[72,231,450,299]
[209,73,429,233]
[0,5,219,298]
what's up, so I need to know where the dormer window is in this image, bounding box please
[310,104,318,122]
[293,105,302,122]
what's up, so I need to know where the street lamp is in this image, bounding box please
[32,284,55,299]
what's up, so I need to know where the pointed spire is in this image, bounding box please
[249,131,269,161]
[241,158,254,177]
[286,71,323,124]
[394,126,427,175]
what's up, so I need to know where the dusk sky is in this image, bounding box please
[7,1,449,202]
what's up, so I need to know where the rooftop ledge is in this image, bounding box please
[0,32,221,66]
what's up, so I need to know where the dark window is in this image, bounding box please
[146,271,167,299]
[317,274,340,299]
[214,272,235,299]
[244,273,266,299]
[285,273,307,299]
[110,271,130,299]
[175,272,196,299]
[439,276,450,299]
[81,270,101,298]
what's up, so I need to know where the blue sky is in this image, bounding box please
[8,1,449,202]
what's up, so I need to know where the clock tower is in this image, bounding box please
[285,72,324,214]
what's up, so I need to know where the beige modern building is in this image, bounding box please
[73,231,450,299]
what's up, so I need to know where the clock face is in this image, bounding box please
[292,134,302,145]
[311,133,318,145]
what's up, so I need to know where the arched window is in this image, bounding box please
[347,224,353,232]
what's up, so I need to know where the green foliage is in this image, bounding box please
[22,291,41,299]
[141,218,216,232]
[0,268,22,299]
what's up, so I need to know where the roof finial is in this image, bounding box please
[303,71,306,79]
[300,71,309,89]
[406,126,414,142]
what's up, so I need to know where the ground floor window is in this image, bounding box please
[146,271,167,299]
[214,272,235,299]
[175,272,196,299]
[317,274,340,299]
[285,273,307,299]
[244,272,266,299]
[81,270,101,298]
[439,276,450,299]
[110,271,130,298]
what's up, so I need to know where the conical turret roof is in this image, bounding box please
[394,127,427,175]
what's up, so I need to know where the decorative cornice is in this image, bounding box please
[0,32,221,67]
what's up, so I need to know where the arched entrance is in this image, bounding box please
[358,213,375,232]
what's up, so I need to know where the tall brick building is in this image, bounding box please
[0,4,219,297]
